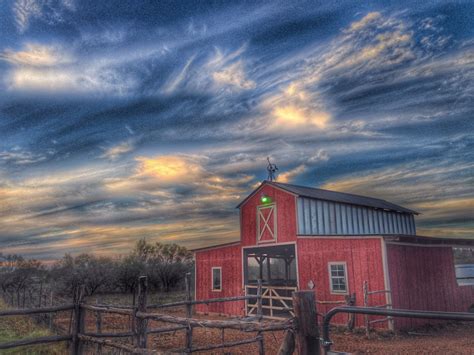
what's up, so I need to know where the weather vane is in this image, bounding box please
[266,157,278,181]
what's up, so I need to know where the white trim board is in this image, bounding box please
[386,242,458,248]
[328,261,349,295]
[381,238,394,330]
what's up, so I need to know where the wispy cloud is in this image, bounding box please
[0,43,70,66]
[13,0,75,33]
[0,146,51,165]
[322,158,474,238]
[101,140,135,160]
[278,164,306,183]
[212,60,256,90]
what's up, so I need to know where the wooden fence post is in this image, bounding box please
[277,330,295,355]
[185,272,193,352]
[293,291,319,355]
[256,279,264,355]
[38,281,43,308]
[346,293,356,331]
[49,290,53,330]
[136,276,148,349]
[95,297,102,354]
[256,279,263,320]
[71,286,85,355]
[22,287,26,308]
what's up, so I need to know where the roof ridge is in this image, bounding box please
[271,181,390,203]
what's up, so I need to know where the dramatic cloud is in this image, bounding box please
[0,1,473,259]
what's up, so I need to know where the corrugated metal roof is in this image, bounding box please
[237,180,417,214]
[270,181,418,214]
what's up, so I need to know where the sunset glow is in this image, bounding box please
[0,1,472,260]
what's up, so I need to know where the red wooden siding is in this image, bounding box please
[387,244,474,329]
[241,185,297,246]
[297,237,387,328]
[194,244,244,316]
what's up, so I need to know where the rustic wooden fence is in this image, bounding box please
[0,275,321,354]
[316,293,356,331]
[363,280,393,336]
[0,304,74,350]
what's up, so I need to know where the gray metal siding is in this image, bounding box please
[297,197,416,236]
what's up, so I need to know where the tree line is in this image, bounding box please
[0,239,194,307]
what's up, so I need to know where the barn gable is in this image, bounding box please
[239,182,297,246]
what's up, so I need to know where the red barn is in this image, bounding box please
[193,181,474,330]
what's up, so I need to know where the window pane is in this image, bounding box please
[269,257,286,280]
[213,269,221,290]
[330,263,347,293]
[247,257,260,282]
[289,259,297,281]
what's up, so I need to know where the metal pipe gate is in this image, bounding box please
[321,306,474,353]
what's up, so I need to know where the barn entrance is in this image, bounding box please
[243,244,298,319]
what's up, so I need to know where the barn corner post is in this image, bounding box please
[136,275,148,349]
[293,290,320,355]
[185,272,193,352]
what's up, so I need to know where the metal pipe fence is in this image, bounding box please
[321,306,474,353]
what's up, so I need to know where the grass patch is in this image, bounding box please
[0,299,67,354]
[89,290,187,306]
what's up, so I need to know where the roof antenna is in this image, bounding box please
[266,157,278,181]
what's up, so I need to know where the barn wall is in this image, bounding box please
[297,237,387,328]
[241,184,297,246]
[297,197,416,236]
[194,244,244,316]
[387,244,474,329]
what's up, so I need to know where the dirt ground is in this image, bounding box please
[57,305,474,355]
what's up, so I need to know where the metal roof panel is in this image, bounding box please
[267,181,418,214]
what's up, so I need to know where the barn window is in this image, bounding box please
[212,267,222,291]
[328,262,348,294]
[455,264,474,286]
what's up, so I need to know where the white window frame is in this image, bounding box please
[257,203,277,243]
[211,267,222,292]
[328,262,348,295]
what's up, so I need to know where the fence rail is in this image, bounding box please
[321,306,474,353]
[0,304,74,317]
[363,280,393,335]
[0,335,72,351]
[0,275,305,354]
[4,276,472,354]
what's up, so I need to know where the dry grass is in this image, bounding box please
[0,298,68,354]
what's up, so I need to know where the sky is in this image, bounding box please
[0,0,473,261]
